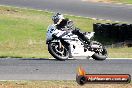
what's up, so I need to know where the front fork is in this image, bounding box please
[58,41,62,49]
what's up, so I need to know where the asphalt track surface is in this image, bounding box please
[0,0,132,80]
[0,0,132,23]
[0,58,132,80]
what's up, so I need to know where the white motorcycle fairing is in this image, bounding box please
[46,24,95,58]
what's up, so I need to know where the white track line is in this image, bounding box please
[49,58,132,60]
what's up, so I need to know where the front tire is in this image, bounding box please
[48,42,69,61]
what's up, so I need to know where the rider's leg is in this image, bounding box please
[72,28,90,50]
[72,28,88,42]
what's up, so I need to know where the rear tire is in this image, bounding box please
[92,53,107,61]
[48,42,69,61]
[91,41,108,61]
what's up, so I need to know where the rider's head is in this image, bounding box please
[52,13,64,25]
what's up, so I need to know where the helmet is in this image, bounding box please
[52,13,64,24]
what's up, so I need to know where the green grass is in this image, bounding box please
[0,81,131,88]
[0,5,132,58]
[108,47,132,58]
[113,0,132,4]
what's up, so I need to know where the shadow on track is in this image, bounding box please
[19,58,77,61]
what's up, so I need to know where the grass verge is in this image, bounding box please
[92,0,132,4]
[0,81,131,88]
[0,5,132,58]
[111,0,132,4]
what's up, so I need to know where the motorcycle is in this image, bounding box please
[46,24,108,61]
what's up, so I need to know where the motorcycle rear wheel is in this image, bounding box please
[91,41,108,60]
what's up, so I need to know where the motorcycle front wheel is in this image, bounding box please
[48,42,69,61]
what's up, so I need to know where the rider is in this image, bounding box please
[52,13,89,43]
[52,13,74,31]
